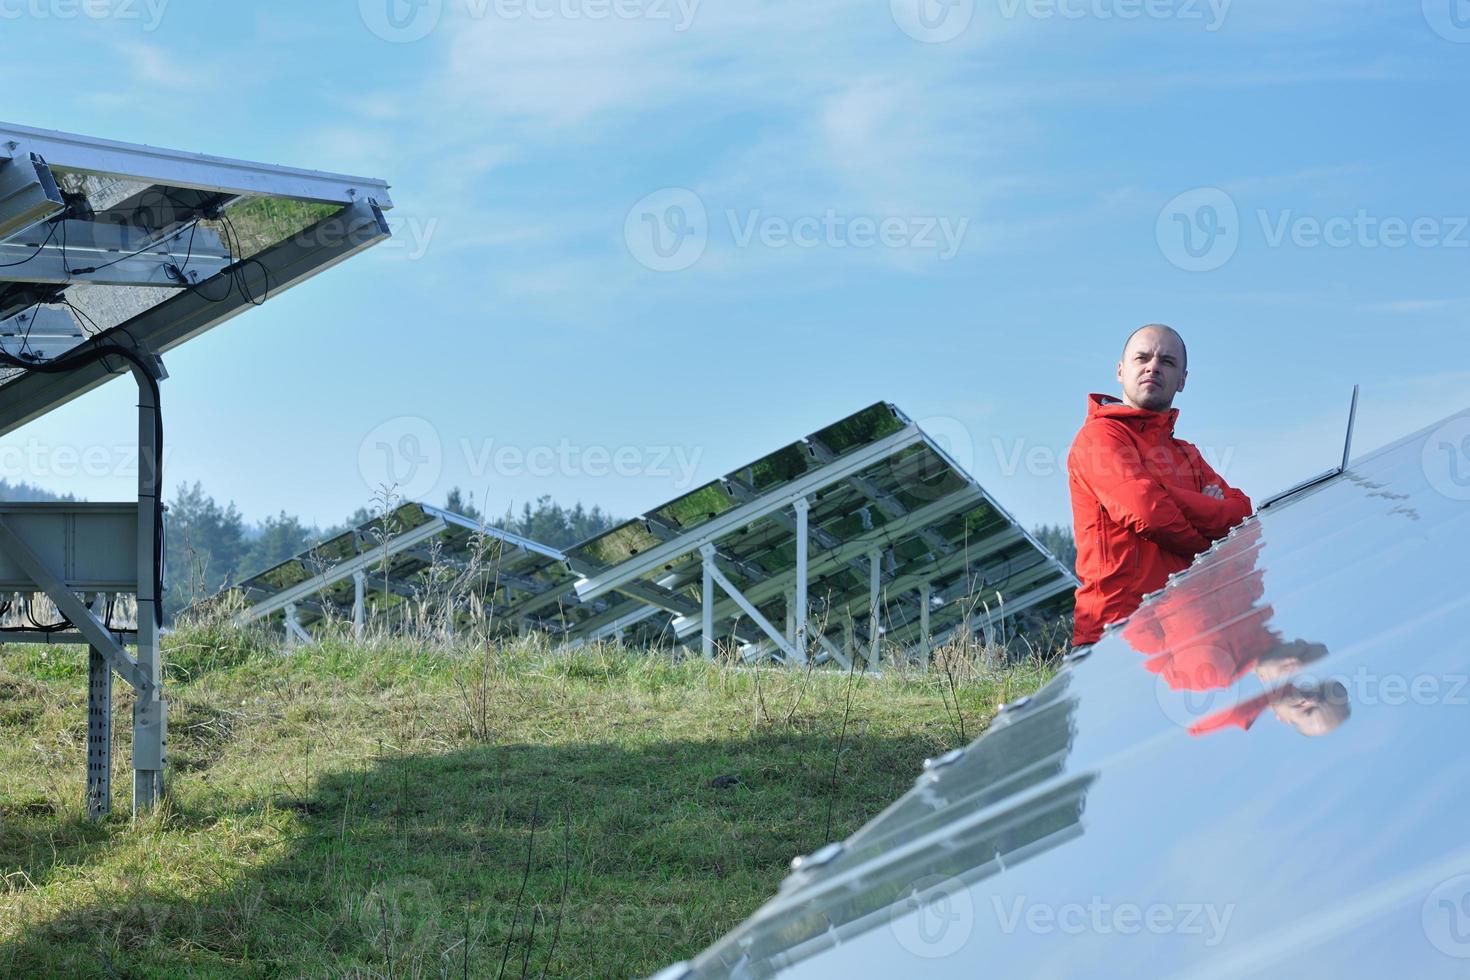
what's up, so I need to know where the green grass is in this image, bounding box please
[0,625,1058,978]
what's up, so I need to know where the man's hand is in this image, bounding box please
[1203,484,1225,501]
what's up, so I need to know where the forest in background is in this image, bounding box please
[0,478,1075,620]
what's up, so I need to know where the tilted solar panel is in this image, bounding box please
[231,502,669,641]
[659,405,1470,978]
[568,403,1076,663]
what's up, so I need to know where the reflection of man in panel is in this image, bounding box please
[1123,521,1350,737]
[1068,325,1253,648]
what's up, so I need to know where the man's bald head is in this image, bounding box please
[1116,324,1189,412]
[1124,324,1187,371]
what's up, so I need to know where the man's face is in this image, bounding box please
[1117,328,1187,412]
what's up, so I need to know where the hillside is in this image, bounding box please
[0,625,1058,978]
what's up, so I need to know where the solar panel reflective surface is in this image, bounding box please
[666,406,1470,978]
[0,123,392,431]
[568,403,1076,660]
[233,502,666,640]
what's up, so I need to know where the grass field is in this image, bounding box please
[0,622,1060,978]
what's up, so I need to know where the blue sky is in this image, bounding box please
[5,0,1470,532]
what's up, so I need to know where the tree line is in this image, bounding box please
[0,477,1076,620]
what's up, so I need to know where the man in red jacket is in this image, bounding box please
[1068,324,1252,647]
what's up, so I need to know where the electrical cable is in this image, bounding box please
[0,323,165,629]
[0,191,271,634]
[0,221,58,268]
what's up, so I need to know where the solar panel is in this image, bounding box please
[659,405,1470,978]
[232,502,669,642]
[567,403,1076,665]
[0,122,392,433]
[0,122,392,817]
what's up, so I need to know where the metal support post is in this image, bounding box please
[868,548,882,670]
[86,644,112,819]
[701,545,806,664]
[352,569,366,638]
[793,497,809,664]
[132,364,165,814]
[919,581,933,666]
[701,555,715,660]
[284,602,313,646]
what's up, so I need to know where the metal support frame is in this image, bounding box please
[132,361,164,812]
[0,147,63,243]
[284,602,312,645]
[86,644,111,818]
[670,487,984,639]
[352,570,367,637]
[868,548,882,670]
[574,425,926,603]
[241,516,447,624]
[794,497,809,662]
[0,199,391,438]
[0,361,164,816]
[0,223,231,287]
[702,557,715,659]
[580,603,663,643]
[0,124,393,823]
[700,544,807,665]
[919,581,932,661]
[0,124,393,208]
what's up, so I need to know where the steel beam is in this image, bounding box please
[702,558,714,659]
[86,643,112,819]
[239,515,447,622]
[0,122,394,208]
[574,426,926,603]
[669,487,984,638]
[701,545,806,665]
[0,147,62,244]
[794,497,809,662]
[0,199,391,438]
[132,364,164,812]
[0,222,232,286]
[868,549,882,670]
[352,570,366,638]
[0,516,149,692]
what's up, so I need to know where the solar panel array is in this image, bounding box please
[235,405,1076,660]
[0,122,392,436]
[232,501,672,642]
[662,406,1470,978]
[568,403,1076,663]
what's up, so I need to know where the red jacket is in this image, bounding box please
[1068,394,1252,646]
[1122,521,1273,689]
